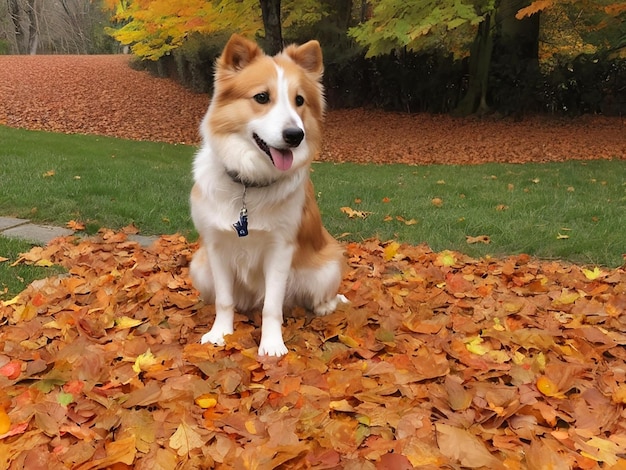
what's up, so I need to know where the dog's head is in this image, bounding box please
[204,34,325,186]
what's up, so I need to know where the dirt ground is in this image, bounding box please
[0,54,624,164]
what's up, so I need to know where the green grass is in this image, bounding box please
[314,161,625,267]
[0,126,194,236]
[1,125,624,282]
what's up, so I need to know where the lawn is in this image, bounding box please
[1,125,624,271]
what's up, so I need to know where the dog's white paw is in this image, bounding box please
[258,337,288,357]
[200,327,232,346]
[313,294,350,317]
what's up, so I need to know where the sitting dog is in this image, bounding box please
[189,34,345,356]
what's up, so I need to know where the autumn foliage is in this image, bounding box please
[1,230,625,468]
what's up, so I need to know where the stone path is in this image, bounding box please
[0,217,158,247]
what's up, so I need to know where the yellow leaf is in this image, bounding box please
[0,406,11,435]
[2,295,20,307]
[115,316,144,329]
[195,394,217,409]
[338,334,359,348]
[465,336,488,355]
[536,375,566,398]
[132,349,157,373]
[435,251,457,267]
[244,420,257,434]
[34,259,54,267]
[582,266,604,280]
[556,233,569,240]
[42,169,55,178]
[383,241,401,261]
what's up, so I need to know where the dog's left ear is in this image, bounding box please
[284,40,324,78]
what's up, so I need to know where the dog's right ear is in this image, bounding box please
[219,34,263,71]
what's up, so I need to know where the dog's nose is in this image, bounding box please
[283,127,304,147]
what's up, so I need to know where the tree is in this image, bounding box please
[7,0,41,54]
[349,0,624,115]
[2,0,114,54]
[349,0,498,114]
[103,0,327,60]
[259,0,282,54]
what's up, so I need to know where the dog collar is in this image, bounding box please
[225,168,275,188]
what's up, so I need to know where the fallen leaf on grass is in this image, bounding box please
[66,220,86,231]
[466,235,491,244]
[340,206,372,219]
[431,197,444,207]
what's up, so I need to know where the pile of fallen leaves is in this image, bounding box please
[1,231,625,468]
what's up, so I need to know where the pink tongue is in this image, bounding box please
[269,147,293,171]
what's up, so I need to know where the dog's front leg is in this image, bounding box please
[200,247,235,346]
[258,244,294,356]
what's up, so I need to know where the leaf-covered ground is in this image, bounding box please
[0,55,625,164]
[1,232,625,468]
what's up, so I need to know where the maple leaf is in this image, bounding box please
[582,266,605,280]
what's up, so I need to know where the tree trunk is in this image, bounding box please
[26,0,39,55]
[259,0,282,55]
[455,14,493,116]
[8,0,26,54]
[491,0,540,113]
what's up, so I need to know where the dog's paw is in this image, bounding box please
[258,337,288,357]
[313,294,350,317]
[200,327,231,346]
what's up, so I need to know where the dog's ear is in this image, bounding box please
[219,34,263,71]
[284,40,323,78]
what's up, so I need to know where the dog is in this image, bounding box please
[189,34,346,356]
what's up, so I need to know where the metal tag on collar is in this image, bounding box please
[233,185,249,237]
[233,207,248,237]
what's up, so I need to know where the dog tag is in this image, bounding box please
[233,208,248,237]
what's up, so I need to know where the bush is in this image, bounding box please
[542,54,626,115]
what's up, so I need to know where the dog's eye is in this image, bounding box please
[253,92,270,104]
[295,95,304,107]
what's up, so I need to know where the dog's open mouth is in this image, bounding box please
[253,133,293,171]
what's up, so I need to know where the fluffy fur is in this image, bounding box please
[189,34,345,356]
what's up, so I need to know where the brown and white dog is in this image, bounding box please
[189,34,346,356]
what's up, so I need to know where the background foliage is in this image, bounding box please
[100,0,626,116]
